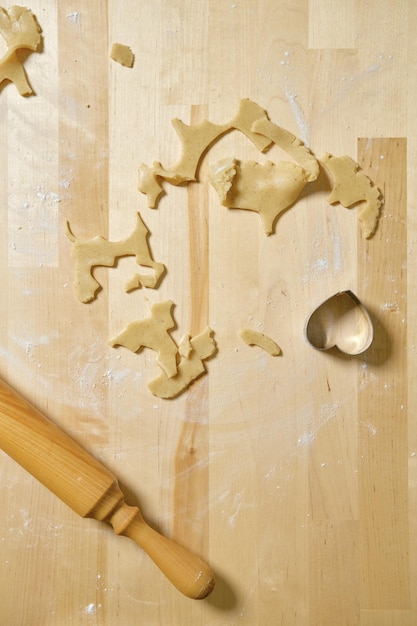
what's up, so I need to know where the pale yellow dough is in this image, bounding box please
[109,301,216,398]
[0,6,42,96]
[238,328,281,356]
[251,118,319,183]
[209,158,309,235]
[109,301,178,378]
[320,153,383,238]
[208,114,320,234]
[66,213,165,303]
[138,98,273,207]
[110,43,134,68]
[148,327,217,399]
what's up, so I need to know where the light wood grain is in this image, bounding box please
[0,0,416,624]
[0,376,215,599]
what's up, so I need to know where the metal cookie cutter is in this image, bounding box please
[304,290,374,356]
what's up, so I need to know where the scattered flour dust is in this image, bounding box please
[284,83,310,147]
[361,420,378,436]
[302,224,343,285]
[228,492,243,528]
[297,401,341,447]
[66,12,80,23]
[83,602,101,615]
[8,332,53,361]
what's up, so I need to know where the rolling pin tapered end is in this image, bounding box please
[109,501,215,599]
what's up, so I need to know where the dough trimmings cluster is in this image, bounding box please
[138,98,273,208]
[138,98,382,238]
[67,99,384,397]
[109,301,217,399]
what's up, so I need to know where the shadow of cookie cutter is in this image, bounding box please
[304,290,374,356]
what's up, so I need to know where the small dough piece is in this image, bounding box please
[178,334,193,358]
[0,6,42,96]
[138,98,273,208]
[148,327,217,399]
[238,328,281,356]
[110,43,134,68]
[209,158,309,235]
[320,153,383,238]
[109,301,178,378]
[251,118,319,182]
[66,212,165,303]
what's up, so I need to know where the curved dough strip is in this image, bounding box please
[251,117,319,182]
[238,328,281,356]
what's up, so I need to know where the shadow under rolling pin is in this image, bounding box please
[0,377,215,599]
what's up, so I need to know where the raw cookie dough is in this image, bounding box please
[110,43,134,67]
[238,328,281,356]
[209,157,309,235]
[109,301,178,378]
[320,153,383,238]
[149,327,217,399]
[138,98,273,208]
[0,6,41,96]
[66,212,165,303]
[109,302,216,398]
[251,117,320,183]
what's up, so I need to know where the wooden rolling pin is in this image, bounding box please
[0,377,215,599]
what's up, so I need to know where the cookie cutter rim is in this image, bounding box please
[304,290,374,356]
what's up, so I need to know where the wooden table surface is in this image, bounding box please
[0,1,416,624]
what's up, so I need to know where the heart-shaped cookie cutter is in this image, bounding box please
[304,290,374,355]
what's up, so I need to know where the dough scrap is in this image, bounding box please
[0,6,41,96]
[209,158,310,235]
[238,328,281,356]
[148,327,217,399]
[66,212,165,303]
[109,304,216,397]
[320,153,383,238]
[109,301,178,378]
[251,118,320,183]
[138,98,273,208]
[110,43,134,68]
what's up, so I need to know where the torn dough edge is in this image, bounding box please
[320,153,383,239]
[209,157,310,235]
[138,98,273,208]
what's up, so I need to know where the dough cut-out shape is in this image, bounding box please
[0,5,41,96]
[109,301,178,378]
[209,157,310,235]
[66,212,165,303]
[304,290,374,355]
[138,98,273,208]
[238,328,281,356]
[148,327,217,399]
[320,153,383,239]
[110,43,134,68]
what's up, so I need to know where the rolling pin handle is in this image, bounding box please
[109,501,215,600]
